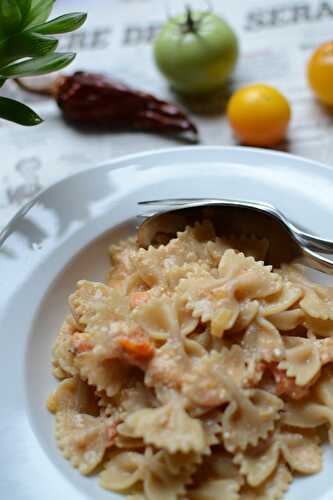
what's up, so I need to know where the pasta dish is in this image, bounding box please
[47,221,333,499]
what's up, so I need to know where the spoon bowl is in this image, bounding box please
[137,199,333,274]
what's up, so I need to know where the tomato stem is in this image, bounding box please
[181,6,210,34]
[185,6,196,32]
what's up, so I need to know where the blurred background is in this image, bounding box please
[1,0,333,228]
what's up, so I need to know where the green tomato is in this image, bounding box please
[154,10,239,95]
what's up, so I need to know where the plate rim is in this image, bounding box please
[1,144,332,248]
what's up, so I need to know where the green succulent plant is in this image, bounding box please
[0,0,87,125]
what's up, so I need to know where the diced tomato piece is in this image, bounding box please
[130,291,150,308]
[270,364,308,400]
[72,333,93,353]
[118,336,154,359]
[106,421,118,447]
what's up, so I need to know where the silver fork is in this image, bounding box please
[137,198,333,275]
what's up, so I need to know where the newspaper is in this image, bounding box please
[1,0,333,229]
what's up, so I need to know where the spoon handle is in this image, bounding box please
[294,230,333,254]
[298,247,333,275]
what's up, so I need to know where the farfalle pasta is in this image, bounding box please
[48,221,333,499]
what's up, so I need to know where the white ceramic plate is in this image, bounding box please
[1,146,333,500]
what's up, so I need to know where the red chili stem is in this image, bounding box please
[14,77,65,97]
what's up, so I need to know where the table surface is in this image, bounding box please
[1,0,333,230]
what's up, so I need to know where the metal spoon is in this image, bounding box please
[137,198,333,275]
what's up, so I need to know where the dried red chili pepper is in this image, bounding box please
[16,72,198,141]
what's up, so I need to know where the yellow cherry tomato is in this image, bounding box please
[227,84,291,147]
[308,41,333,106]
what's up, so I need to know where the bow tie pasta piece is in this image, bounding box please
[108,271,148,298]
[175,294,200,336]
[118,403,206,454]
[188,479,241,500]
[165,261,214,291]
[79,325,151,381]
[118,381,157,415]
[220,345,248,385]
[55,411,113,474]
[205,450,242,480]
[96,390,126,421]
[47,376,99,415]
[234,440,280,487]
[97,394,145,446]
[177,275,239,331]
[315,366,333,408]
[115,435,145,451]
[177,276,241,338]
[132,246,167,288]
[229,299,259,333]
[176,221,227,262]
[282,400,333,431]
[74,352,131,397]
[52,317,80,378]
[180,250,282,338]
[189,450,243,499]
[143,448,193,500]
[184,337,208,359]
[182,354,231,409]
[268,309,304,331]
[145,340,190,390]
[160,448,202,476]
[280,264,333,320]
[69,280,130,332]
[242,317,284,364]
[200,415,223,451]
[107,247,143,295]
[182,349,246,409]
[109,235,137,267]
[305,316,333,338]
[97,377,157,423]
[318,338,333,365]
[210,299,240,338]
[185,328,225,354]
[260,281,303,317]
[132,296,181,342]
[100,448,194,500]
[132,221,228,289]
[222,388,283,452]
[279,431,322,474]
[240,463,292,500]
[100,450,145,491]
[108,236,138,281]
[69,290,155,367]
[206,238,234,266]
[278,337,321,386]
[278,263,310,285]
[144,468,187,500]
[301,288,333,320]
[179,219,216,242]
[218,249,282,299]
[235,428,321,487]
